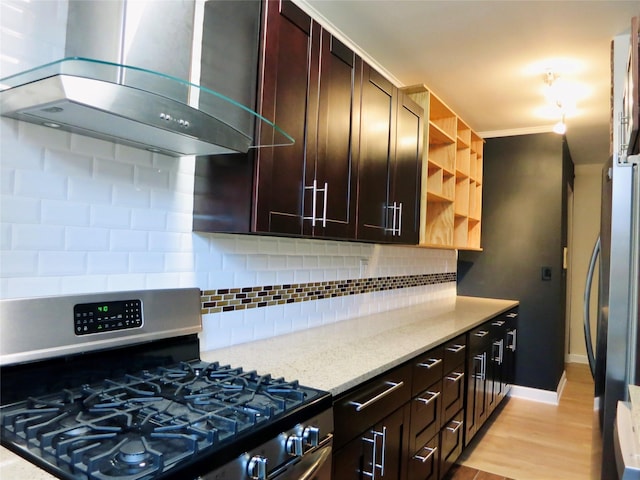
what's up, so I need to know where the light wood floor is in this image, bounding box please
[456,363,594,480]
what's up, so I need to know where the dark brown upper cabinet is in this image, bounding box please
[254,0,359,239]
[356,64,423,244]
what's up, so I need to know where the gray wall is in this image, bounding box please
[458,133,573,392]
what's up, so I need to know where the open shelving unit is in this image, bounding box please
[403,85,483,251]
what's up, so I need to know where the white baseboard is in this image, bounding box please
[508,370,568,406]
[566,353,589,364]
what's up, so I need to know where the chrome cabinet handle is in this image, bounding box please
[492,320,505,327]
[362,427,386,479]
[304,180,329,227]
[385,202,403,236]
[397,202,403,236]
[413,445,437,463]
[507,329,517,352]
[474,330,489,338]
[506,312,518,318]
[474,353,486,381]
[446,344,465,353]
[392,202,397,236]
[349,381,404,412]
[416,390,440,406]
[445,371,464,383]
[320,181,328,227]
[417,357,442,370]
[446,420,463,434]
[493,339,504,365]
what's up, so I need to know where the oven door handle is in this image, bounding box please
[273,434,333,479]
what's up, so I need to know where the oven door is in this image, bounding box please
[273,434,332,480]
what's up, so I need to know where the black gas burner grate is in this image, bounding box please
[0,359,322,480]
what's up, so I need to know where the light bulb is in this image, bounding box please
[553,119,566,135]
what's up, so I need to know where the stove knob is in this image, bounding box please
[286,434,304,457]
[303,426,320,447]
[247,455,267,480]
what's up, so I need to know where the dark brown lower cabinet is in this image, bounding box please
[333,405,410,480]
[333,309,517,480]
[439,410,464,479]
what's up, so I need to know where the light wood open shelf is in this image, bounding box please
[405,84,484,251]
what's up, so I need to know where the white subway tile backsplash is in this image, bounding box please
[13,224,65,250]
[114,145,154,167]
[130,253,166,273]
[0,168,15,195]
[70,135,117,160]
[95,159,135,185]
[164,252,195,272]
[41,199,90,227]
[60,275,108,295]
[145,273,185,290]
[90,205,131,229]
[39,251,86,275]
[65,226,110,251]
[1,195,40,223]
[166,212,193,232]
[105,273,147,291]
[112,185,151,209]
[0,251,38,276]
[135,165,171,190]
[6,276,61,298]
[68,178,113,204]
[15,169,67,200]
[20,122,71,152]
[109,229,148,252]
[247,254,269,271]
[148,231,185,252]
[131,209,167,231]
[0,224,11,250]
[87,252,129,274]
[44,149,94,178]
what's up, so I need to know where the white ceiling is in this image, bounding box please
[298,0,639,165]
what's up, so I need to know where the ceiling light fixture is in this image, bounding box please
[544,70,567,135]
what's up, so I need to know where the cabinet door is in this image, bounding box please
[306,31,360,239]
[254,0,314,235]
[356,63,397,242]
[333,406,410,480]
[390,93,422,244]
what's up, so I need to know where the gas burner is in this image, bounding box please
[118,439,151,467]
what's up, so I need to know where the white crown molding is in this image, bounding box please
[292,0,403,87]
[479,124,557,138]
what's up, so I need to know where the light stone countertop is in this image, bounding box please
[201,295,519,396]
[0,295,518,479]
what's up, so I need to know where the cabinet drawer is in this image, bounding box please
[408,433,439,480]
[468,323,492,351]
[410,379,442,452]
[412,346,444,396]
[439,410,464,480]
[442,367,465,423]
[443,335,466,372]
[333,363,411,449]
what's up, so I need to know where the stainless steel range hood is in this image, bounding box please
[0,1,293,157]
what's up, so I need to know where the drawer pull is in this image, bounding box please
[506,312,518,318]
[417,358,442,369]
[445,344,466,353]
[350,381,405,412]
[445,371,464,383]
[416,390,440,406]
[413,445,438,463]
[474,330,489,338]
[446,420,464,434]
[492,320,505,327]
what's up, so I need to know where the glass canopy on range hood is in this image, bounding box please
[0,57,294,157]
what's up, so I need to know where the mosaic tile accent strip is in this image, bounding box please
[200,272,456,314]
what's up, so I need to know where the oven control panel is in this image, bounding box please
[74,299,143,335]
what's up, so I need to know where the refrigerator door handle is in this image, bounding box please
[584,235,600,379]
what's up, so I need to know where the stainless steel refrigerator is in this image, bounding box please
[585,152,639,479]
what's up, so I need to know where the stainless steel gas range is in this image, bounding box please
[0,288,333,479]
